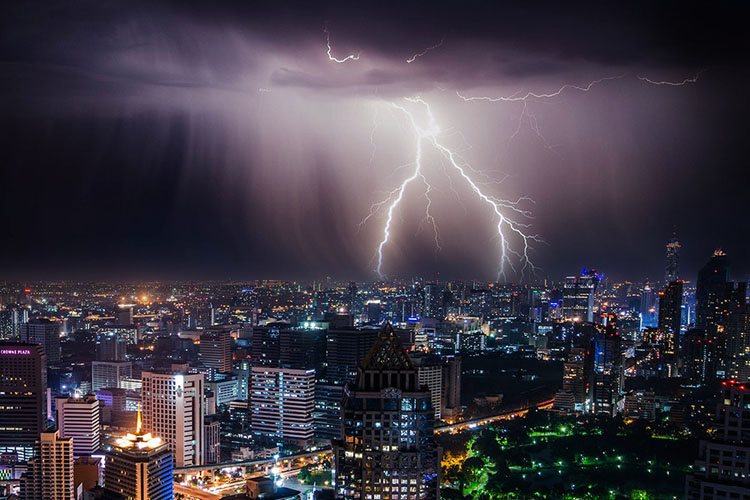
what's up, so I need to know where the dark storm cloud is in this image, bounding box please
[0,0,749,281]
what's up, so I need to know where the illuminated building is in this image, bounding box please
[95,332,127,361]
[104,407,173,500]
[554,347,588,413]
[204,414,221,464]
[687,381,750,498]
[411,354,443,420]
[91,360,132,392]
[442,356,462,419]
[695,250,747,380]
[20,318,61,365]
[55,395,102,456]
[250,366,315,446]
[19,430,74,500]
[658,280,683,354]
[0,342,47,461]
[562,271,598,323]
[141,370,204,467]
[199,326,233,379]
[334,324,439,499]
[590,317,622,416]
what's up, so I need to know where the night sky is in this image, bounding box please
[1,1,748,282]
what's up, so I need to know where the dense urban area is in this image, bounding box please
[0,238,748,499]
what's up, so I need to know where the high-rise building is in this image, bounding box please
[590,317,622,416]
[91,360,132,392]
[251,325,282,366]
[665,233,681,283]
[95,332,128,361]
[658,280,684,354]
[562,271,598,323]
[411,354,444,420]
[314,328,379,440]
[726,305,750,380]
[695,250,747,380]
[334,325,439,499]
[687,381,750,498]
[442,356,462,420]
[554,348,588,413]
[200,326,232,379]
[55,395,102,456]
[0,342,47,461]
[250,366,315,446]
[19,430,74,500]
[104,408,173,500]
[204,414,221,464]
[141,371,204,467]
[20,318,61,365]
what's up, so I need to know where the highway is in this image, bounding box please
[434,398,555,434]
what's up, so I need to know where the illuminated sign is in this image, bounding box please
[0,349,32,356]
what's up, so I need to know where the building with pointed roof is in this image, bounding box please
[103,406,174,500]
[333,324,439,499]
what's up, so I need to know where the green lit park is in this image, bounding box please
[438,409,697,499]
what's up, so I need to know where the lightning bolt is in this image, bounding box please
[637,71,702,86]
[324,24,360,63]
[406,38,445,64]
[368,97,539,280]
[456,75,625,103]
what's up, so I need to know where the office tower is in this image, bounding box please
[0,343,47,461]
[658,280,683,353]
[554,348,588,413]
[279,328,327,371]
[250,366,315,446]
[91,360,132,392]
[411,354,444,420]
[204,414,221,464]
[334,325,439,499]
[687,382,750,498]
[251,325,282,366]
[423,282,445,319]
[562,271,598,323]
[19,430,74,500]
[314,328,379,440]
[55,395,102,456]
[95,332,127,361]
[0,306,24,339]
[200,326,232,379]
[590,318,622,415]
[680,329,708,383]
[347,281,358,316]
[665,233,681,283]
[695,250,747,380]
[104,408,173,500]
[141,371,204,467]
[20,318,61,365]
[640,285,659,329]
[442,356,462,419]
[726,305,750,380]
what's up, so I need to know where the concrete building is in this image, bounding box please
[141,370,204,467]
[55,395,102,456]
[91,360,132,393]
[20,318,61,365]
[20,430,75,500]
[250,366,315,446]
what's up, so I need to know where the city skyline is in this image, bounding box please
[1,1,748,281]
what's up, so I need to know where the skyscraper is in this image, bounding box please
[334,325,439,499]
[562,271,598,323]
[695,250,747,380]
[95,332,128,361]
[590,317,622,415]
[20,318,61,365]
[199,326,233,379]
[665,233,681,283]
[55,395,102,456]
[19,430,74,500]
[250,366,315,446]
[0,342,47,461]
[104,408,173,500]
[141,370,204,467]
[658,280,683,354]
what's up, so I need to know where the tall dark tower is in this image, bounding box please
[658,280,683,353]
[665,233,681,283]
[334,324,439,499]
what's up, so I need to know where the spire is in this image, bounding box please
[361,323,414,371]
[136,404,142,434]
